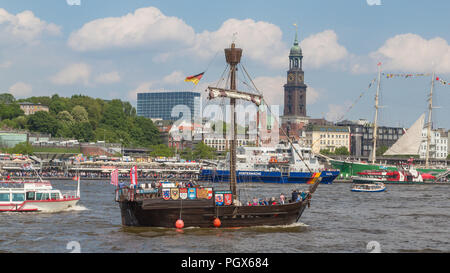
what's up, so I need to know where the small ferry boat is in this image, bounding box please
[351,182,386,192]
[0,178,80,212]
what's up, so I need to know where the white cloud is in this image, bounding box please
[68,7,288,68]
[370,33,450,73]
[325,102,351,122]
[50,63,91,86]
[9,82,32,98]
[191,18,288,68]
[300,30,349,69]
[95,71,121,84]
[307,86,320,104]
[128,81,154,101]
[0,8,61,45]
[162,70,185,85]
[68,7,195,52]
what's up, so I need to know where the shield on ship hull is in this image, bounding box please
[170,188,179,200]
[215,194,224,206]
[196,188,208,199]
[162,189,170,200]
[224,193,232,205]
[206,188,213,199]
[179,188,188,200]
[188,188,196,200]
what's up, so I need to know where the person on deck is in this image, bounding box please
[291,190,298,202]
[279,193,285,205]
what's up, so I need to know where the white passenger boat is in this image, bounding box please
[351,182,386,192]
[0,177,80,212]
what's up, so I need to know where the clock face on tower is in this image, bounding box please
[299,74,304,82]
[288,73,295,83]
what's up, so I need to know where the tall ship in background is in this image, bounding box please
[199,143,339,184]
[330,65,448,179]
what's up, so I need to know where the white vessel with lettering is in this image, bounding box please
[0,177,80,212]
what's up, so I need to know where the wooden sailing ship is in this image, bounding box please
[116,42,323,228]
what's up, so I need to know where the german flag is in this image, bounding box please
[185,72,204,85]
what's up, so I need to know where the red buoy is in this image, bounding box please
[213,218,221,228]
[175,219,184,229]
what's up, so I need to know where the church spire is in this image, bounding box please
[293,23,299,46]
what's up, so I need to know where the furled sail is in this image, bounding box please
[207,87,262,106]
[383,113,425,156]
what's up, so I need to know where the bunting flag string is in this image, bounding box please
[382,73,431,79]
[436,76,450,86]
[337,77,377,121]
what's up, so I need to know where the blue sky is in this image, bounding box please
[0,0,449,129]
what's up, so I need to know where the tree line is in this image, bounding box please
[0,93,161,148]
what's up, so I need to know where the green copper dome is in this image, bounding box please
[290,29,302,56]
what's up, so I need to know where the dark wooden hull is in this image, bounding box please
[118,198,308,228]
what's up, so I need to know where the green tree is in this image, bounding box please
[0,103,24,120]
[193,142,217,159]
[334,146,350,156]
[27,111,59,136]
[0,93,16,104]
[376,145,389,157]
[150,144,175,157]
[180,147,194,161]
[71,121,95,142]
[6,142,33,155]
[71,105,89,122]
[320,149,332,155]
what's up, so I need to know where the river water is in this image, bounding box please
[0,180,449,253]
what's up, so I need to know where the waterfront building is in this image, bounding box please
[336,120,404,157]
[203,136,254,152]
[19,102,49,115]
[305,125,350,154]
[420,128,448,160]
[137,91,201,121]
[0,131,28,148]
[280,28,309,140]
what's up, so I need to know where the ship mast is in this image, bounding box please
[372,63,382,164]
[425,71,435,168]
[225,42,242,203]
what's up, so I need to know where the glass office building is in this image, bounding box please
[137,91,201,121]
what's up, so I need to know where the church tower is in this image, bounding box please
[281,26,309,140]
[284,27,307,116]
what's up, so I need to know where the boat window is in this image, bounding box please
[51,193,59,200]
[36,192,43,200]
[0,193,10,202]
[12,193,25,202]
[26,192,35,201]
[43,193,50,200]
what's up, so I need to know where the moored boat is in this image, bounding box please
[199,143,339,184]
[351,159,437,184]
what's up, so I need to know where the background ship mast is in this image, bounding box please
[372,63,382,164]
[425,71,435,168]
